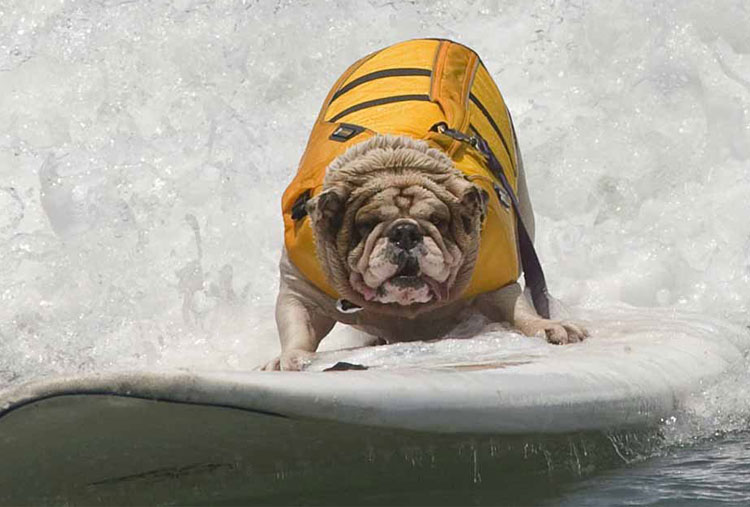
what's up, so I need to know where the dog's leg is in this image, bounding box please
[479,136,586,343]
[262,253,336,371]
[474,283,588,344]
[262,290,335,370]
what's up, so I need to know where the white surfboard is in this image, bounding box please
[0,308,748,503]
[2,309,747,434]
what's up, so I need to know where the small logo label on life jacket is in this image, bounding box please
[330,123,365,142]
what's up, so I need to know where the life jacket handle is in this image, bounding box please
[430,122,552,319]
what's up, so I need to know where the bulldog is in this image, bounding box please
[262,39,587,370]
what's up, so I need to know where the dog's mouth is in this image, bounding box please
[349,254,448,306]
[396,252,420,277]
[346,225,462,307]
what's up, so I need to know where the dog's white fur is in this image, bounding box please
[263,136,587,371]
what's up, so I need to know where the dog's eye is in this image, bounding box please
[357,219,378,237]
[428,213,447,229]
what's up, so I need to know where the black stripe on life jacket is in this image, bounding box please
[328,94,431,123]
[469,92,515,175]
[330,68,432,104]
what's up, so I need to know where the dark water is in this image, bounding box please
[557,433,750,507]
[4,395,750,506]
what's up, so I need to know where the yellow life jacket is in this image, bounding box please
[282,39,521,300]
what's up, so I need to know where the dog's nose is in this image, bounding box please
[388,223,422,250]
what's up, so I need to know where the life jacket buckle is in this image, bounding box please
[493,183,512,209]
[430,122,479,149]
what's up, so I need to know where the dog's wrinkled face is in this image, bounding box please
[306,136,489,315]
[348,184,471,306]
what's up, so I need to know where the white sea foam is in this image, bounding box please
[0,0,749,437]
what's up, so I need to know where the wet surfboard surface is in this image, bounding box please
[2,310,749,434]
[1,310,748,504]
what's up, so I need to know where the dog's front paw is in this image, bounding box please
[543,320,589,344]
[260,349,315,371]
[518,319,589,345]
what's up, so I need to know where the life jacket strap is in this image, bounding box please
[432,123,551,319]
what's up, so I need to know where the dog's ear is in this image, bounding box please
[458,184,489,234]
[306,186,347,234]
